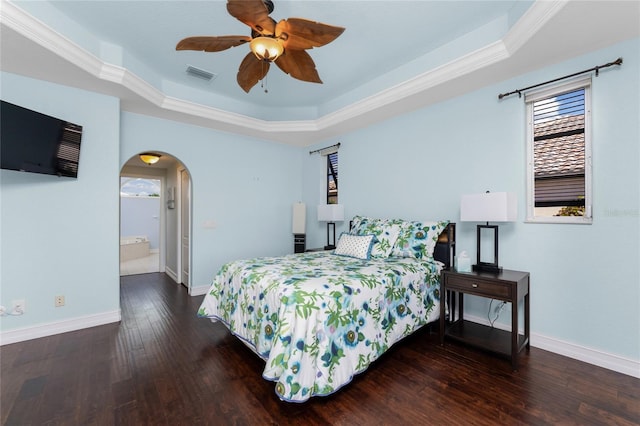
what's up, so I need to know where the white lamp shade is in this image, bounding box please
[292,202,306,234]
[317,204,345,222]
[460,192,517,222]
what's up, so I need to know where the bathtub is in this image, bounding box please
[120,236,150,262]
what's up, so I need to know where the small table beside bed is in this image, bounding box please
[198,216,456,402]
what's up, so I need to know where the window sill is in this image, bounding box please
[524,217,593,225]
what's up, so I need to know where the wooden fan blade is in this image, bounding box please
[176,36,251,52]
[237,52,270,93]
[275,49,321,84]
[227,0,276,36]
[275,18,345,51]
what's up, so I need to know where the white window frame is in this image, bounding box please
[325,151,338,204]
[525,77,593,224]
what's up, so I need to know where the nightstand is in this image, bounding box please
[294,234,306,253]
[440,268,530,370]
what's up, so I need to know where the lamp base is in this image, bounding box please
[473,263,502,274]
[325,222,337,251]
[475,224,501,275]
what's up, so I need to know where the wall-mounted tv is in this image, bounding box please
[1,100,83,178]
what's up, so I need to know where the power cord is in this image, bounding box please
[0,304,24,316]
[488,299,506,328]
[9,306,24,316]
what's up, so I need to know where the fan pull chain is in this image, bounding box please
[260,61,269,93]
[262,68,269,93]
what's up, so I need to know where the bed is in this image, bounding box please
[198,216,455,402]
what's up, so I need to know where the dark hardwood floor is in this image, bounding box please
[1,273,638,425]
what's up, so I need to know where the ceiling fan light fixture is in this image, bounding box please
[139,153,161,165]
[176,0,345,92]
[250,37,284,62]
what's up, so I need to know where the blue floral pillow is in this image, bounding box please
[350,216,403,258]
[391,220,449,260]
[334,233,376,260]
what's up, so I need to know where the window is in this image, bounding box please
[327,151,338,204]
[120,177,161,197]
[525,77,592,224]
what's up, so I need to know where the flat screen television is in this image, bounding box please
[1,100,83,178]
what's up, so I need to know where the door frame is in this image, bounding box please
[119,172,166,275]
[177,166,191,290]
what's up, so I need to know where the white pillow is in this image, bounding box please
[334,233,375,260]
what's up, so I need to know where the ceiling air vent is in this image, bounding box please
[185,65,217,82]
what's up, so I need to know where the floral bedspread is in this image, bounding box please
[198,251,442,402]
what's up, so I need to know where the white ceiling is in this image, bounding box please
[1,0,638,145]
[44,0,525,108]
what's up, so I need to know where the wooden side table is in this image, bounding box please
[440,268,530,370]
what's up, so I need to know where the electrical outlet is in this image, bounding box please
[11,299,26,314]
[55,295,65,307]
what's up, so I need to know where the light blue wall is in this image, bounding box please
[1,81,304,333]
[0,72,121,331]
[1,34,637,368]
[303,38,640,361]
[119,112,304,287]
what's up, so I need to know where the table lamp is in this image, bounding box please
[460,192,516,273]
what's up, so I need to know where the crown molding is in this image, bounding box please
[503,0,568,54]
[316,39,510,132]
[1,0,566,145]
[161,95,317,134]
[1,0,103,76]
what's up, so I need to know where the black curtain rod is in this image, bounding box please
[309,142,340,155]
[498,57,623,100]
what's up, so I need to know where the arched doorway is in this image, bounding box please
[120,152,191,288]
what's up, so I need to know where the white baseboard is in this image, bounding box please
[165,266,178,283]
[189,285,210,296]
[464,314,640,379]
[531,332,640,378]
[162,266,207,296]
[0,310,121,346]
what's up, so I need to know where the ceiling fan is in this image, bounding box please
[176,0,345,93]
